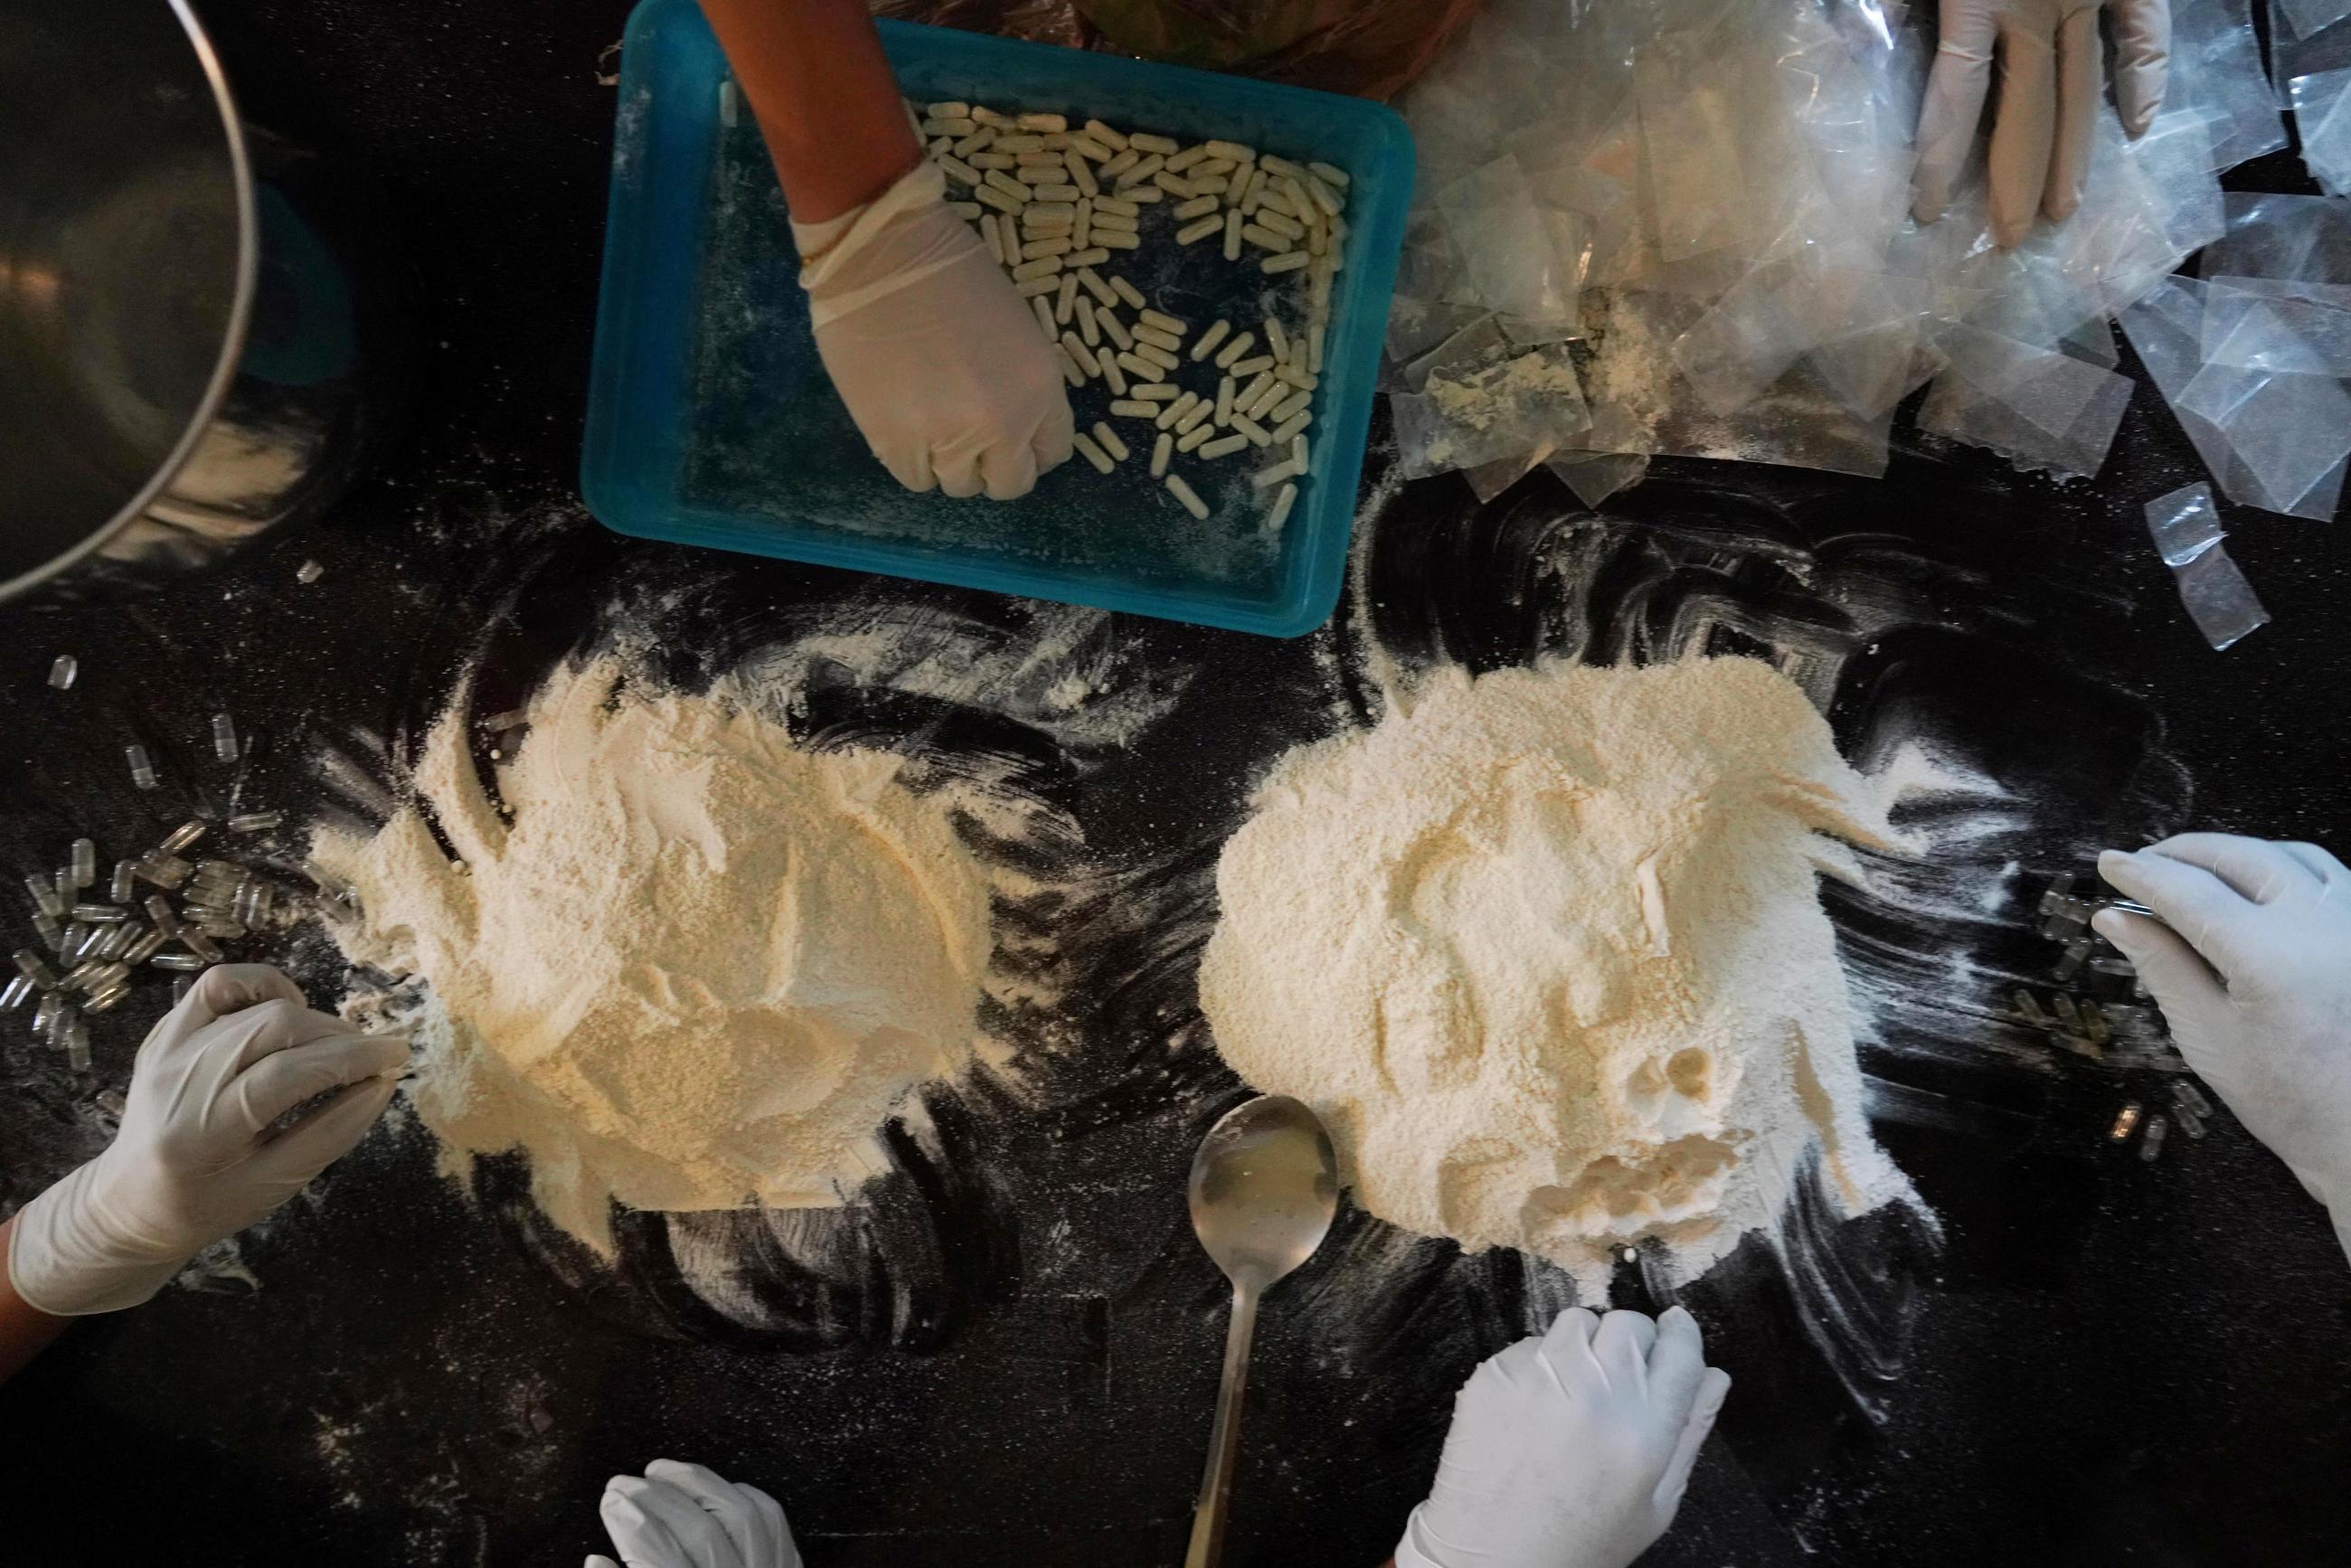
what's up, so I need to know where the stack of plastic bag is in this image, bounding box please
[2270,0,2351,194]
[1386,0,2262,503]
[2120,194,2351,520]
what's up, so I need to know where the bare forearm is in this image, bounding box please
[699,0,923,222]
[0,1216,70,1384]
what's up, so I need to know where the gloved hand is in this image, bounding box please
[5,965,406,1316]
[587,1459,798,1568]
[2097,836,2351,1243]
[796,159,1075,500]
[1394,1305,1731,1568]
[1912,0,2171,248]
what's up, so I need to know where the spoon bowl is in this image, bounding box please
[1183,1094,1339,1568]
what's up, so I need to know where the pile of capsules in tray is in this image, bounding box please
[920,96,1350,534]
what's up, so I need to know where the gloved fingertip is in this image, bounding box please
[2044,186,2081,222]
[1990,218,2030,250]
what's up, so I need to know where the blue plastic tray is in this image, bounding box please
[583,4,1412,638]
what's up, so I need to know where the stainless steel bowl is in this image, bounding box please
[0,0,410,601]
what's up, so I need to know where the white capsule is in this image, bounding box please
[1114,154,1166,189]
[1109,275,1147,311]
[1176,422,1215,454]
[1091,422,1130,462]
[1266,481,1299,534]
[1264,318,1291,364]
[1062,333,1103,379]
[1097,309,1133,351]
[1214,332,1256,370]
[1165,474,1210,519]
[1052,344,1084,388]
[1109,400,1158,419]
[1262,250,1312,274]
[1072,432,1114,474]
[1128,133,1180,155]
[1099,353,1128,397]
[1192,319,1232,362]
[1223,208,1243,261]
[1198,433,1250,460]
[1150,432,1174,477]
[1132,326,1183,354]
[1176,216,1223,246]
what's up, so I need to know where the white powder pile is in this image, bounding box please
[313,656,994,1255]
[1198,657,1919,1294]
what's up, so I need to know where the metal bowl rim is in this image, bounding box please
[2,0,260,601]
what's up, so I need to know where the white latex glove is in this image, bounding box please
[2096,836,2351,1252]
[5,965,406,1316]
[794,159,1074,500]
[1912,0,2170,248]
[1395,1305,1732,1568]
[586,1459,798,1568]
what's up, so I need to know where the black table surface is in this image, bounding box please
[5,5,2351,1565]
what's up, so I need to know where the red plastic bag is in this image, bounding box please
[872,0,1481,100]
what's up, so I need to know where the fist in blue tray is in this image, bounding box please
[796,161,1076,501]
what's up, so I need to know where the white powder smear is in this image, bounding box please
[313,656,996,1255]
[1198,657,1921,1296]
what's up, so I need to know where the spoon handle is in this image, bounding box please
[1184,1282,1262,1568]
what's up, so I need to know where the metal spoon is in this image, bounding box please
[1183,1094,1339,1568]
